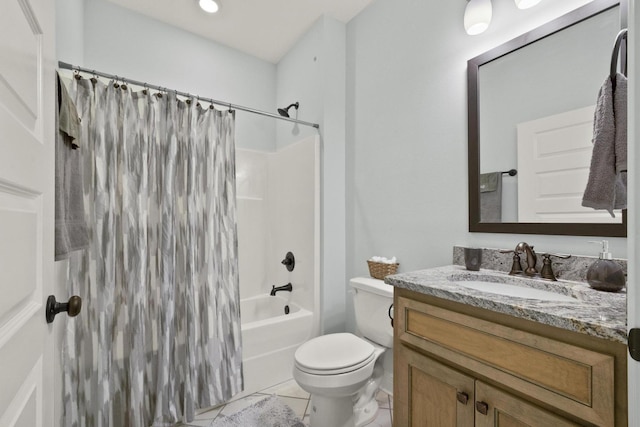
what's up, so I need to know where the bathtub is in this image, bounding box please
[240,295,313,395]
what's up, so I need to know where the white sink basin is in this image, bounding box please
[453,280,577,302]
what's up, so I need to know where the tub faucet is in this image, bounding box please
[515,242,537,276]
[270,282,293,296]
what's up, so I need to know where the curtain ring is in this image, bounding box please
[142,83,149,96]
[90,70,98,85]
[113,75,120,89]
[73,70,82,80]
[120,77,128,91]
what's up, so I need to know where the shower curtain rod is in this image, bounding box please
[58,61,320,129]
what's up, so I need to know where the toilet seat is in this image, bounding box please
[294,333,375,375]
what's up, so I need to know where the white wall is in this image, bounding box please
[56,0,277,151]
[345,0,627,330]
[55,0,84,64]
[277,16,347,333]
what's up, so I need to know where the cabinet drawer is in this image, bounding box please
[475,381,582,427]
[397,296,615,426]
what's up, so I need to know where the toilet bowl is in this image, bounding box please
[293,277,394,427]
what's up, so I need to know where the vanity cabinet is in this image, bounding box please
[394,288,628,426]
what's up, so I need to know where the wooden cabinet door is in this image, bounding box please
[474,382,582,427]
[395,346,475,426]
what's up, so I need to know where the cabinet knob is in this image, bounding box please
[476,401,489,415]
[456,391,469,405]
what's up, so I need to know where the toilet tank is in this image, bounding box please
[350,277,394,348]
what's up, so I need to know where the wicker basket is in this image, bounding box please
[367,261,399,280]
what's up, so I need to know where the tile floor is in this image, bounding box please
[182,379,393,427]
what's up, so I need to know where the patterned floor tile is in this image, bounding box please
[367,407,393,427]
[259,379,310,399]
[376,390,391,409]
[181,381,393,427]
[217,393,269,417]
[277,396,309,419]
[194,405,224,421]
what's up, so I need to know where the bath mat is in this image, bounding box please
[210,395,305,427]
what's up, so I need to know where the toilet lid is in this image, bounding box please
[295,333,375,374]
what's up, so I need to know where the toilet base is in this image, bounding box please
[354,398,379,426]
[354,360,384,426]
[308,394,356,427]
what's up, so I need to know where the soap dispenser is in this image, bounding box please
[586,240,625,292]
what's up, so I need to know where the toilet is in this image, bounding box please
[293,277,393,427]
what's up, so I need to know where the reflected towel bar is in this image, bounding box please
[610,28,627,91]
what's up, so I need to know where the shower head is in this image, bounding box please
[277,102,299,118]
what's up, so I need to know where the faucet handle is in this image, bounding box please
[281,252,295,271]
[500,250,523,275]
[540,253,571,281]
[544,252,571,259]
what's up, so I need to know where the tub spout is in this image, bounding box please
[270,283,293,296]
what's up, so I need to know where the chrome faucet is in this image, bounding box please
[270,282,293,296]
[515,242,538,276]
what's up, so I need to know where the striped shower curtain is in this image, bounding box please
[61,77,243,427]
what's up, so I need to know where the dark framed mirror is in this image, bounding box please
[468,0,627,237]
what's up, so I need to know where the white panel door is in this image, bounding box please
[517,105,623,222]
[0,0,56,426]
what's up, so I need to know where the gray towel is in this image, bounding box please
[55,73,89,260]
[582,73,627,217]
[614,73,627,174]
[480,172,502,223]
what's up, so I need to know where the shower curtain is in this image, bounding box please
[61,77,243,427]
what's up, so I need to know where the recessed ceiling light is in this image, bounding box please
[199,0,219,14]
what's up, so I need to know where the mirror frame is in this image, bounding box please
[468,0,627,237]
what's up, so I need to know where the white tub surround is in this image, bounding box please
[235,136,320,397]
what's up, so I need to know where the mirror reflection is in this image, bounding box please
[468,0,626,236]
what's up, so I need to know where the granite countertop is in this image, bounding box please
[385,265,627,344]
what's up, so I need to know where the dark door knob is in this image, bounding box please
[46,295,82,323]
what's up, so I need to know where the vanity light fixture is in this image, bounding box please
[514,0,541,10]
[199,0,219,14]
[464,0,493,35]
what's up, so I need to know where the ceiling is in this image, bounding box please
[106,0,374,63]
